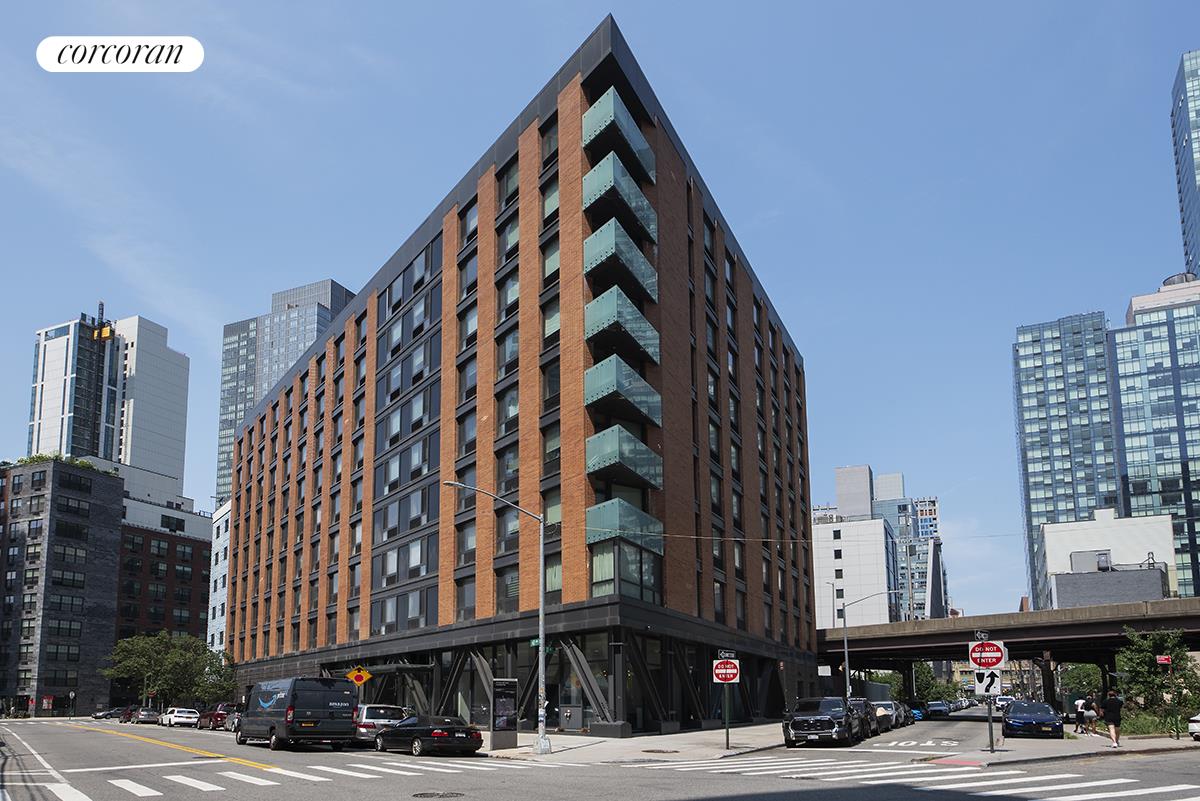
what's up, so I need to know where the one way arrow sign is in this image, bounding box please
[974,670,1002,696]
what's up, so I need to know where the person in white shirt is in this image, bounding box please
[1073,697,1086,733]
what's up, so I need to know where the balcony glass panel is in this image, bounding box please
[585,425,663,490]
[584,355,662,427]
[582,87,655,183]
[586,498,663,555]
[583,219,657,303]
[584,286,660,364]
[582,153,657,243]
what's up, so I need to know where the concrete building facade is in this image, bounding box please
[226,18,816,735]
[207,502,231,651]
[812,518,899,628]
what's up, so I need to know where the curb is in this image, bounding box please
[975,745,1198,767]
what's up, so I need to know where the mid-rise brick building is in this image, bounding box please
[229,17,816,734]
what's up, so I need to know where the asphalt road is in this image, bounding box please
[1,718,1196,801]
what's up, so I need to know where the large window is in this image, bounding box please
[457,522,476,566]
[460,201,478,247]
[545,553,562,605]
[495,566,519,614]
[497,507,520,555]
[542,361,560,411]
[542,177,559,227]
[542,237,560,286]
[542,423,561,475]
[459,358,477,402]
[459,252,478,299]
[498,160,519,209]
[459,305,478,351]
[541,118,558,167]
[498,216,520,263]
[497,445,520,494]
[498,272,519,320]
[590,540,661,604]
[543,298,561,347]
[497,386,519,436]
[497,328,519,377]
[456,577,476,621]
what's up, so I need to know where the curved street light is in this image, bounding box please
[840,589,903,700]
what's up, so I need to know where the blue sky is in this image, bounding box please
[2,1,1197,616]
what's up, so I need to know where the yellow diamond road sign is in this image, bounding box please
[347,666,372,685]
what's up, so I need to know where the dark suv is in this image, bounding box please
[783,697,864,746]
[849,698,880,737]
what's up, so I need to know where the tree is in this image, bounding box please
[1059,663,1101,699]
[1116,628,1200,712]
[103,633,231,707]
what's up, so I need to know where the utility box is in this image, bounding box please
[487,678,518,751]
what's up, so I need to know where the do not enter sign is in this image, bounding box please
[968,641,1007,670]
[713,659,740,684]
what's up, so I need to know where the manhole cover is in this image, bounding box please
[642,749,678,753]
[414,794,464,799]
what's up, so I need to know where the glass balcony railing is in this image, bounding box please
[582,87,655,183]
[586,498,664,555]
[583,219,658,303]
[585,425,663,490]
[584,355,662,427]
[584,286,660,364]
[582,152,657,243]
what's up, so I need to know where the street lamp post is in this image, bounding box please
[446,481,551,755]
[839,590,902,700]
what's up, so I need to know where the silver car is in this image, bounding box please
[352,704,413,745]
[874,701,904,729]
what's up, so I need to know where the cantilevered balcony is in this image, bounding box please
[583,219,658,303]
[582,87,655,183]
[584,286,660,364]
[585,425,663,490]
[585,498,664,555]
[584,355,662,427]
[582,153,657,243]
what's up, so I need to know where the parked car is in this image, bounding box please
[924,701,950,719]
[995,695,1016,712]
[911,703,925,721]
[118,706,140,723]
[236,676,356,751]
[133,708,160,725]
[849,699,880,737]
[224,709,242,732]
[91,707,122,720]
[370,714,483,756]
[1002,701,1064,739]
[783,697,864,746]
[198,703,240,730]
[901,703,915,726]
[160,708,199,727]
[873,701,904,730]
[353,704,414,746]
[1188,711,1200,742]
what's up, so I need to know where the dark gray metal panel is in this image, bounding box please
[561,637,613,723]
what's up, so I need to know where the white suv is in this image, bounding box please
[160,708,200,727]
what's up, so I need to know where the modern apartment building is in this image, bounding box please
[0,459,123,716]
[1172,51,1200,276]
[216,281,354,504]
[116,524,211,644]
[812,517,899,628]
[29,310,190,484]
[207,501,231,651]
[227,17,816,735]
[1013,312,1119,609]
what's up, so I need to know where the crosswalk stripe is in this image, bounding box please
[456,760,529,769]
[979,779,1139,797]
[0,790,10,801]
[916,774,1077,791]
[837,767,982,783]
[163,775,224,792]
[308,766,380,778]
[46,785,92,801]
[1031,786,1200,801]
[108,779,162,797]
[218,772,280,786]
[684,759,833,773]
[383,761,462,773]
[640,757,780,769]
[778,762,911,777]
[734,760,865,775]
[264,768,331,782]
[502,760,570,768]
[437,760,499,771]
[348,763,420,776]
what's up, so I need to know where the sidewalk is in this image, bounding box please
[487,723,784,763]
[933,731,1199,767]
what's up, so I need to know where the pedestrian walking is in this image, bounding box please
[1099,689,1123,748]
[1073,696,1086,733]
[1083,693,1099,736]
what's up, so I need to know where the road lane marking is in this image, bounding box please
[433,760,498,771]
[1031,786,1199,801]
[833,767,982,782]
[454,759,529,769]
[681,759,831,773]
[46,786,92,801]
[108,779,162,797]
[2,726,67,782]
[915,774,1078,790]
[381,761,461,773]
[347,763,421,776]
[67,725,274,772]
[64,760,228,773]
[639,757,780,769]
[218,772,280,786]
[307,766,380,778]
[978,779,1139,796]
[163,775,224,791]
[777,762,911,777]
[733,760,859,775]
[264,768,330,782]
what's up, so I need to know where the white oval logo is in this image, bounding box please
[37,36,204,72]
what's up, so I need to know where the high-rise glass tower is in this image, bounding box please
[1013,312,1119,609]
[215,280,353,503]
[1111,274,1200,598]
[1172,51,1200,276]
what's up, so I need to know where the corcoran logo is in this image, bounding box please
[37,36,204,73]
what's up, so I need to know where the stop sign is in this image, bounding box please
[969,641,1006,670]
[713,659,740,683]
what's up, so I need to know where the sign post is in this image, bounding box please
[69,690,76,719]
[713,656,740,751]
[968,640,1006,754]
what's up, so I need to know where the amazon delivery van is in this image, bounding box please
[238,676,357,750]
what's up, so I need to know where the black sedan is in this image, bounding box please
[372,714,483,756]
[1003,701,1064,739]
